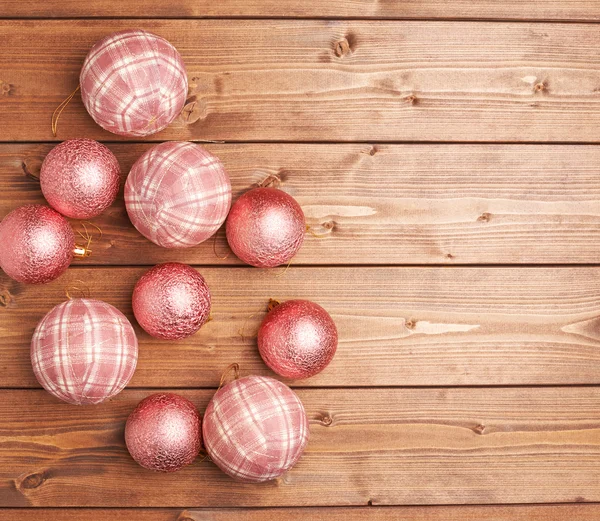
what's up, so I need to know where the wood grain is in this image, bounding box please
[0,387,598,507]
[3,505,600,521]
[3,143,600,266]
[3,21,600,142]
[2,266,600,388]
[3,0,600,21]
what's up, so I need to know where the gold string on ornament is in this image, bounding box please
[237,299,280,340]
[212,226,230,260]
[65,279,91,300]
[306,223,331,239]
[218,363,240,390]
[51,85,81,137]
[275,258,294,278]
[73,221,103,259]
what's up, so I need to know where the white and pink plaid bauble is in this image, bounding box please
[31,299,138,405]
[125,141,232,248]
[80,30,188,137]
[203,375,309,483]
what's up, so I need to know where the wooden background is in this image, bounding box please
[1,1,600,520]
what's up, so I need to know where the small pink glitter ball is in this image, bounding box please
[203,375,309,483]
[226,187,306,268]
[40,139,121,219]
[124,141,232,248]
[80,30,188,137]
[0,204,75,284]
[125,393,202,472]
[258,300,338,379]
[132,262,211,340]
[31,298,138,405]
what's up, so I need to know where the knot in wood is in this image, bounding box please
[0,81,11,95]
[19,471,46,490]
[320,414,333,426]
[477,212,491,222]
[534,82,546,92]
[334,38,351,58]
[404,94,417,104]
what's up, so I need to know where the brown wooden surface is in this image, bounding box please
[3,0,600,21]
[3,505,600,521]
[2,143,600,265]
[0,387,599,507]
[2,1,600,517]
[3,21,600,143]
[2,266,600,388]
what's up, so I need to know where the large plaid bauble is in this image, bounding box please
[31,299,138,405]
[203,375,309,483]
[124,141,232,248]
[80,30,188,137]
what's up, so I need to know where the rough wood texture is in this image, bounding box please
[3,505,600,521]
[2,266,600,388]
[3,144,600,266]
[0,387,598,507]
[3,21,600,143]
[3,0,600,21]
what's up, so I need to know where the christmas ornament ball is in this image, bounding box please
[226,187,305,268]
[132,262,211,340]
[80,30,188,137]
[258,300,338,379]
[40,139,121,219]
[125,393,202,472]
[31,298,138,405]
[125,142,232,248]
[203,375,309,482]
[0,204,75,284]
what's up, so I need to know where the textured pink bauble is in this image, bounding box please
[226,187,305,268]
[125,142,231,248]
[125,393,202,472]
[132,262,211,340]
[40,139,121,219]
[0,204,75,284]
[258,300,338,379]
[203,375,309,483]
[31,298,138,405]
[80,30,188,137]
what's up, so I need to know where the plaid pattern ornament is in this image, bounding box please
[125,141,232,248]
[203,375,309,483]
[31,299,138,405]
[80,30,188,137]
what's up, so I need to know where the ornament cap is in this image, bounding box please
[73,244,92,258]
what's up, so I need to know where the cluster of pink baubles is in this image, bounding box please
[0,29,339,482]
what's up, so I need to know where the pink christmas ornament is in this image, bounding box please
[0,204,76,284]
[40,139,121,219]
[80,30,188,137]
[132,262,211,340]
[125,393,202,472]
[125,141,231,248]
[203,375,309,483]
[258,300,338,379]
[31,298,138,405]
[226,187,305,268]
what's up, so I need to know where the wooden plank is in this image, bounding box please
[3,505,600,521]
[0,387,598,506]
[2,21,600,143]
[2,266,600,388]
[3,143,600,266]
[3,0,600,21]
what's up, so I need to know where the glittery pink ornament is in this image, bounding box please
[40,139,121,219]
[0,204,76,284]
[125,393,202,472]
[203,375,309,483]
[132,262,211,340]
[125,142,232,248]
[226,187,305,268]
[258,300,338,379]
[31,298,138,405]
[80,30,187,137]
